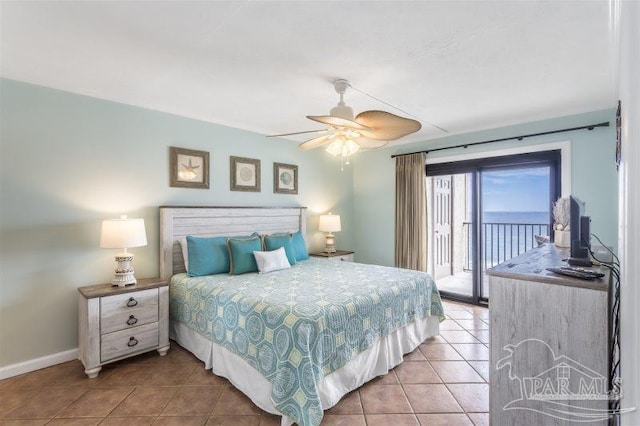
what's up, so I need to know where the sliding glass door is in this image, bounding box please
[479,165,553,300]
[427,151,560,305]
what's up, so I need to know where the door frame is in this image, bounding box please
[426,140,571,197]
[427,149,562,305]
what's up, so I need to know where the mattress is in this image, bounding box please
[170,259,445,426]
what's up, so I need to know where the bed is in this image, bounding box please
[160,206,444,426]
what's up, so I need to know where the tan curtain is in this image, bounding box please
[394,152,427,271]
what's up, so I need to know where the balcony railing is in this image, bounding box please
[462,222,550,271]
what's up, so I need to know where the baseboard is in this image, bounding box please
[0,348,79,380]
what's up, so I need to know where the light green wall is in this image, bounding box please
[0,78,618,369]
[0,79,354,368]
[352,109,618,266]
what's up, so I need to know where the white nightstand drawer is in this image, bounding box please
[101,305,159,335]
[101,288,158,317]
[101,322,159,362]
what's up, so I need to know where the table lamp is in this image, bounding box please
[100,215,147,286]
[319,213,341,253]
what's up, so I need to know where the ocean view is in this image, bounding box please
[473,211,551,269]
[482,211,550,224]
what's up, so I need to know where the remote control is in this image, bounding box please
[546,267,604,280]
[561,266,601,274]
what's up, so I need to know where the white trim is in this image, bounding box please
[425,140,572,196]
[0,348,79,380]
[617,0,640,423]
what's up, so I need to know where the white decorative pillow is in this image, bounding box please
[253,247,291,274]
[180,237,189,273]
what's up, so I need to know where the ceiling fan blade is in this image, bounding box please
[355,110,422,141]
[266,129,327,138]
[298,135,331,151]
[357,138,389,150]
[307,115,371,131]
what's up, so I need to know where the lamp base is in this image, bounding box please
[111,253,137,287]
[324,233,337,253]
[111,273,137,287]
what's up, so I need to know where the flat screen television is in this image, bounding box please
[568,195,592,266]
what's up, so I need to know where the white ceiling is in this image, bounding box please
[0,1,617,146]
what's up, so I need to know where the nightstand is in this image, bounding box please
[78,278,170,378]
[310,250,355,262]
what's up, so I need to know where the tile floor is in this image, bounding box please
[0,300,489,426]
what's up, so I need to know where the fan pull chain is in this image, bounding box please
[340,157,352,171]
[348,84,449,133]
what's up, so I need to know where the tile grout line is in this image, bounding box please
[205,382,227,418]
[154,385,181,419]
[101,385,138,420]
[51,387,92,422]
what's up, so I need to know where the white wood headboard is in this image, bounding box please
[159,206,307,281]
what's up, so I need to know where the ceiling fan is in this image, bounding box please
[268,79,422,157]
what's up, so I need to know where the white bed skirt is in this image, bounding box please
[170,316,440,425]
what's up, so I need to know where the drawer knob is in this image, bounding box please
[126,297,138,307]
[126,315,138,326]
[127,336,139,347]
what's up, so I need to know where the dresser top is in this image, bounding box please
[486,243,610,292]
[78,277,168,299]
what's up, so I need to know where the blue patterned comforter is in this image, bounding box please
[170,259,444,426]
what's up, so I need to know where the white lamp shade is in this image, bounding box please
[100,216,147,249]
[319,214,341,233]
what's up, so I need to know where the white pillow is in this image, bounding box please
[180,237,189,273]
[253,247,291,274]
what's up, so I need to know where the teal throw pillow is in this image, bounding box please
[291,231,309,261]
[227,236,262,275]
[264,234,297,265]
[186,236,230,276]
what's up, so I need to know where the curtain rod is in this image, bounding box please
[390,121,610,159]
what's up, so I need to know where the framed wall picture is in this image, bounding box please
[273,162,298,194]
[230,156,261,192]
[170,147,209,189]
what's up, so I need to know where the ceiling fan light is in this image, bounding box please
[325,138,360,157]
[343,139,360,156]
[325,140,344,157]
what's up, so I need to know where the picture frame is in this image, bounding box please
[230,156,261,192]
[273,162,298,194]
[170,147,209,189]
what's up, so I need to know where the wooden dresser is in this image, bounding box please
[78,278,170,378]
[487,243,611,426]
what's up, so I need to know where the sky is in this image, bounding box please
[481,167,551,212]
